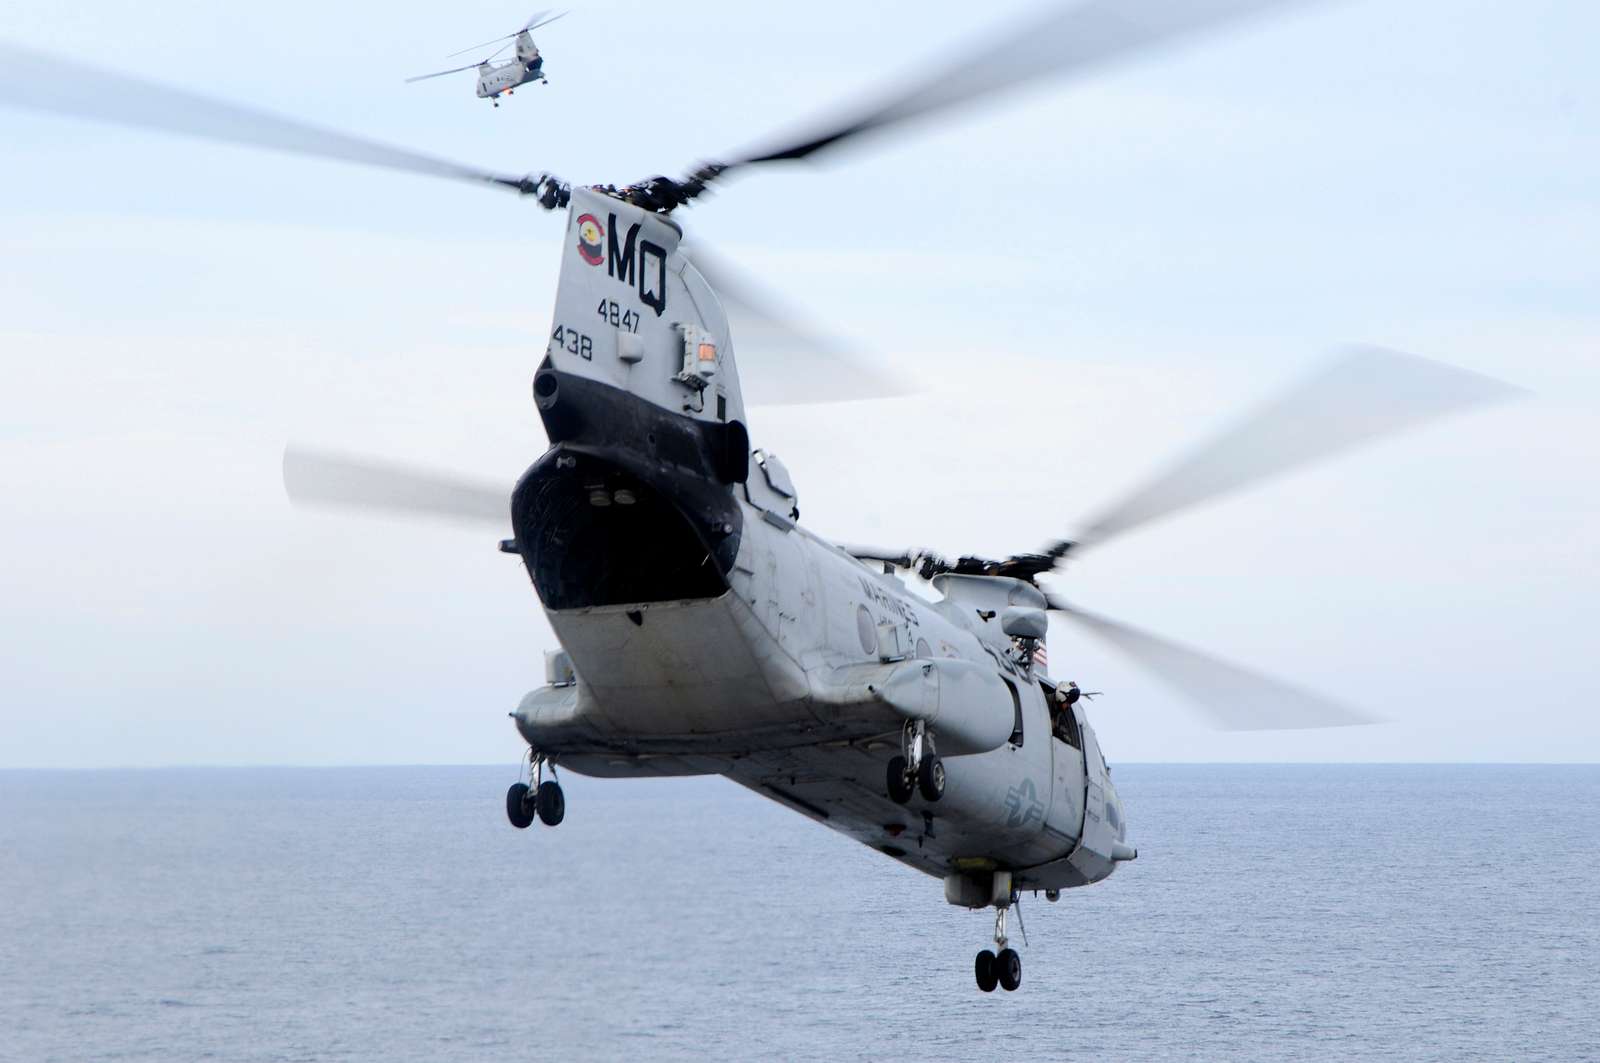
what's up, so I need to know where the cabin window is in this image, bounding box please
[856,606,877,656]
[1004,678,1023,746]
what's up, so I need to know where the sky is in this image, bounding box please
[1,0,1596,767]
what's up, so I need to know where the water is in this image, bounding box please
[2,765,1596,1062]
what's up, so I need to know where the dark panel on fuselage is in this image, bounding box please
[512,447,732,609]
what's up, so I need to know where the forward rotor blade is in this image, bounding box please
[283,447,510,527]
[1073,346,1523,550]
[1050,596,1377,730]
[0,44,530,193]
[682,245,914,405]
[405,61,485,84]
[731,0,1322,167]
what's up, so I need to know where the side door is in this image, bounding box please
[1043,688,1087,843]
[1075,709,1119,863]
[995,675,1052,838]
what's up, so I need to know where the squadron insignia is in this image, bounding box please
[576,213,605,266]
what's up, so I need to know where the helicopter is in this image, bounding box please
[0,0,1520,993]
[406,9,568,107]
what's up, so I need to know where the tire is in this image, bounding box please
[996,947,1022,992]
[917,754,946,802]
[975,949,998,992]
[886,756,915,805]
[535,780,565,827]
[505,783,533,829]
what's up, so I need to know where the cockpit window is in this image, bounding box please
[1003,678,1023,746]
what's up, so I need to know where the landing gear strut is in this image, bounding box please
[886,718,944,805]
[975,902,1022,992]
[505,752,565,829]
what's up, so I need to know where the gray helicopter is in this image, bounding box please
[407,10,567,107]
[0,0,1519,993]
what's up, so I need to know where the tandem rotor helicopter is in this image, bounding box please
[1,0,1520,993]
[406,9,568,106]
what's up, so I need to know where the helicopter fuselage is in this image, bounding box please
[506,187,1131,903]
[513,473,1130,894]
[476,32,545,100]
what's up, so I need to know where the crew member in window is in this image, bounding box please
[1052,682,1080,743]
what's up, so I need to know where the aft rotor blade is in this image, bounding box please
[730,0,1323,167]
[1072,346,1523,551]
[445,36,514,58]
[525,11,568,32]
[444,11,562,58]
[683,245,914,405]
[1050,596,1377,730]
[283,447,510,527]
[838,544,917,568]
[445,33,520,58]
[405,61,486,84]
[0,44,531,193]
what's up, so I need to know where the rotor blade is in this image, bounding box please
[0,43,530,193]
[405,61,486,84]
[283,447,510,527]
[838,544,916,568]
[445,33,520,58]
[443,11,561,58]
[1050,596,1377,730]
[1073,346,1524,550]
[683,244,915,405]
[525,11,569,32]
[731,0,1323,167]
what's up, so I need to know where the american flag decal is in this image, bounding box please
[1033,640,1048,671]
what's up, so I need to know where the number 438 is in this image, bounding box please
[550,326,593,361]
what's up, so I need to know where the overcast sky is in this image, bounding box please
[1,0,1596,767]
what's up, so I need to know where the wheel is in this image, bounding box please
[535,780,565,826]
[886,756,915,805]
[505,783,533,829]
[917,754,946,802]
[996,947,1022,992]
[975,949,998,993]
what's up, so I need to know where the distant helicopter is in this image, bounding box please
[0,0,1525,995]
[407,10,567,107]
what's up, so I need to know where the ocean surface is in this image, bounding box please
[2,765,1596,1062]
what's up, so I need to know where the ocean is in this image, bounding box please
[2,765,1596,1062]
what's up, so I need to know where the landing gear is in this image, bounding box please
[886,719,943,804]
[975,901,1022,992]
[535,779,565,826]
[505,782,534,829]
[508,753,564,828]
[886,756,915,804]
[918,754,946,801]
[975,950,999,992]
[996,947,1022,991]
